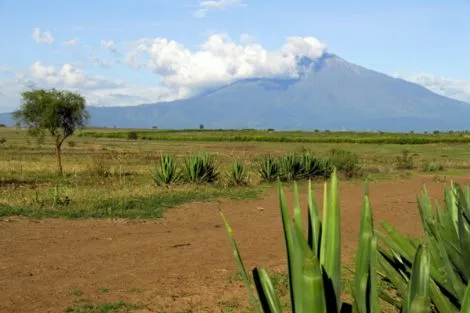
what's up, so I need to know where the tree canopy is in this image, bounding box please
[13,88,90,174]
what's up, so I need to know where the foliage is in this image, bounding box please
[258,155,279,183]
[127,131,138,140]
[182,153,219,184]
[80,130,470,145]
[13,88,89,174]
[221,170,470,313]
[228,161,249,186]
[0,137,6,145]
[377,182,470,312]
[329,148,362,178]
[64,301,140,313]
[422,161,444,172]
[0,124,6,127]
[396,150,416,170]
[279,154,304,182]
[153,154,181,186]
[67,140,76,147]
[87,155,112,177]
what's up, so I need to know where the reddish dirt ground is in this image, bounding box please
[1,175,469,313]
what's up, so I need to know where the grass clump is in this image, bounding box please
[153,154,180,186]
[329,148,362,178]
[395,149,415,170]
[422,160,444,172]
[183,153,219,184]
[228,161,249,186]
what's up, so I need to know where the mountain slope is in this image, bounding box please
[2,54,469,131]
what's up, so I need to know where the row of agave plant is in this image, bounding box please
[154,152,333,186]
[221,169,470,312]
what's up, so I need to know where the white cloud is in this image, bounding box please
[101,40,119,53]
[194,0,243,18]
[30,61,122,89]
[32,28,54,44]
[63,38,79,46]
[396,72,470,103]
[126,34,326,93]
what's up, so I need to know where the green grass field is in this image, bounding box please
[1,126,470,219]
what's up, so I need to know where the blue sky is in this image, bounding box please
[1,0,469,112]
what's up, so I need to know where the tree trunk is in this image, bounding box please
[56,144,63,175]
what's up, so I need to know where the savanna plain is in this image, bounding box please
[1,127,470,313]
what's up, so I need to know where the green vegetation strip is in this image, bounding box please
[65,301,140,313]
[0,187,261,219]
[80,131,470,144]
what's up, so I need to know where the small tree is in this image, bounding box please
[199,124,204,130]
[13,89,89,175]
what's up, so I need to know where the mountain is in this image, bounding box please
[1,54,469,131]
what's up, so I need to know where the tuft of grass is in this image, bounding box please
[153,154,180,186]
[98,287,110,293]
[64,301,140,313]
[182,153,219,184]
[422,160,444,172]
[395,149,415,170]
[228,161,249,186]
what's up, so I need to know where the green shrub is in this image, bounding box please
[258,155,279,183]
[228,161,249,186]
[127,131,138,140]
[0,137,6,145]
[0,124,6,128]
[182,153,219,184]
[422,160,444,172]
[395,149,415,169]
[67,140,76,147]
[153,155,180,185]
[329,148,362,178]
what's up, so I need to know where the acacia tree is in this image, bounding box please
[13,89,89,175]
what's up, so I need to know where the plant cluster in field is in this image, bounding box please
[153,151,362,187]
[258,153,333,182]
[222,170,470,313]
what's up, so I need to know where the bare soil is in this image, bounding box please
[0,175,468,313]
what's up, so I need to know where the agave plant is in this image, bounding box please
[279,154,304,182]
[221,170,470,313]
[153,154,180,186]
[377,182,470,312]
[221,170,379,313]
[182,153,219,184]
[259,155,279,183]
[228,161,249,186]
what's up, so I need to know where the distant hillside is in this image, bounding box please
[2,54,469,131]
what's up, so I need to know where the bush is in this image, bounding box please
[228,161,249,186]
[127,131,138,140]
[153,155,180,186]
[329,148,362,178]
[67,140,76,147]
[258,155,279,183]
[0,124,6,128]
[182,153,219,184]
[395,149,415,169]
[423,160,444,172]
[0,137,6,145]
